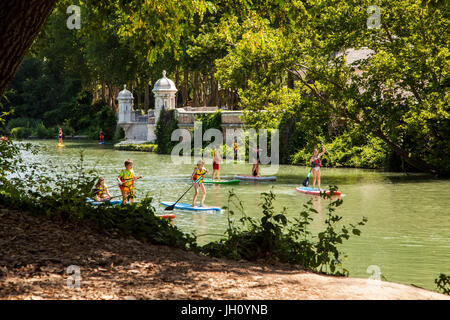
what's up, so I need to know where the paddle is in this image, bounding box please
[165,176,203,211]
[302,165,314,187]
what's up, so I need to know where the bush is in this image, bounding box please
[114,143,158,152]
[113,127,125,141]
[10,127,33,139]
[6,117,42,133]
[200,187,367,275]
[435,274,450,295]
[292,134,388,169]
[156,109,178,154]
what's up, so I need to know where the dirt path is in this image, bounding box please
[0,207,447,300]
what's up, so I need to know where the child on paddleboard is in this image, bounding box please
[191,160,208,207]
[99,128,105,143]
[310,144,325,190]
[117,158,143,204]
[93,177,112,202]
[212,146,221,181]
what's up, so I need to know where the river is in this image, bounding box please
[26,140,450,291]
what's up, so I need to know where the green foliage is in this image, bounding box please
[114,143,158,152]
[201,187,367,275]
[197,110,222,133]
[113,127,126,141]
[292,133,388,169]
[435,274,450,295]
[155,109,178,154]
[10,127,33,139]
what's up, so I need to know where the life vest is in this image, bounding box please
[193,167,206,182]
[96,185,107,198]
[312,156,321,167]
[233,143,238,152]
[119,169,135,188]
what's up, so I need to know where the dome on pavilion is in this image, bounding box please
[152,70,177,93]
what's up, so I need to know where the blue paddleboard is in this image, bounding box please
[160,202,222,212]
[87,198,122,205]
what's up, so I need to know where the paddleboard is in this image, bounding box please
[203,179,240,185]
[99,142,105,145]
[57,144,65,148]
[87,198,122,205]
[234,175,277,181]
[158,214,176,219]
[296,187,341,196]
[160,202,222,212]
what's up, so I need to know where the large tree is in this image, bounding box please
[0,0,57,96]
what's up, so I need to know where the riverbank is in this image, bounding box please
[0,206,447,300]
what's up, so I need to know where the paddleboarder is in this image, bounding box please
[212,146,221,181]
[99,128,105,143]
[191,160,209,208]
[251,146,261,177]
[58,127,63,145]
[117,158,143,204]
[310,144,325,190]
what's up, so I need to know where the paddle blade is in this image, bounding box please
[164,205,175,211]
[302,177,309,187]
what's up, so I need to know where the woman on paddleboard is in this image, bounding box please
[191,160,208,207]
[310,144,325,190]
[212,146,221,181]
[251,146,261,177]
[58,128,63,145]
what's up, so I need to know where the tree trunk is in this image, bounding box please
[144,78,150,111]
[193,71,200,108]
[373,128,438,174]
[183,69,189,107]
[101,83,106,102]
[0,0,57,96]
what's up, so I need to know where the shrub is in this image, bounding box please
[113,127,125,141]
[435,274,450,295]
[114,143,158,152]
[200,187,367,275]
[156,109,178,154]
[6,117,42,133]
[10,127,33,139]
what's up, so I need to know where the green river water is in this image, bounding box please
[27,140,450,291]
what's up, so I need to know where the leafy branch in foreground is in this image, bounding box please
[201,186,367,276]
[435,274,450,295]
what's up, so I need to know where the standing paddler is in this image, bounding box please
[310,144,325,190]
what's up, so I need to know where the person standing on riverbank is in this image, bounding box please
[192,160,208,207]
[310,144,325,190]
[212,146,221,181]
[117,159,143,204]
